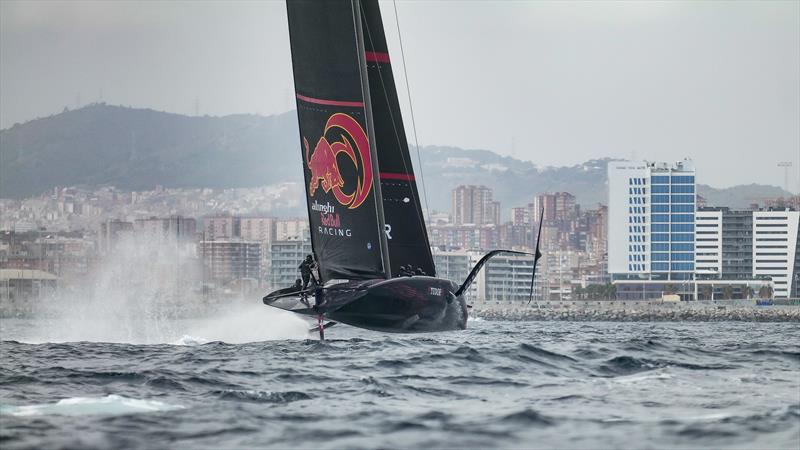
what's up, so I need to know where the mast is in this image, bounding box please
[353,0,391,279]
[359,0,435,277]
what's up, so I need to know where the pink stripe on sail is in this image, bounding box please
[295,93,364,108]
[365,51,391,63]
[380,172,415,181]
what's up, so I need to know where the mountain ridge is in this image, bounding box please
[0,104,792,213]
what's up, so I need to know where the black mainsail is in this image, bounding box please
[359,0,436,277]
[287,0,389,282]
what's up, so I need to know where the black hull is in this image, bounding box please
[263,277,467,333]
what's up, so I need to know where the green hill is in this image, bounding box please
[1,104,791,213]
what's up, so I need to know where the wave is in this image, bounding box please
[0,394,183,417]
[211,389,311,404]
[171,335,210,346]
[499,408,555,426]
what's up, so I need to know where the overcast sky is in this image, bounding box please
[1,0,798,192]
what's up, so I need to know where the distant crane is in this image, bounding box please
[777,161,793,194]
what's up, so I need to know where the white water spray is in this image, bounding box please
[7,232,308,344]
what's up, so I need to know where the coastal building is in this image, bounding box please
[99,219,133,253]
[239,217,276,244]
[274,218,309,241]
[720,210,755,280]
[428,224,497,250]
[695,208,755,280]
[693,207,799,299]
[477,253,537,303]
[608,160,697,299]
[532,192,578,224]
[268,236,312,290]
[0,269,58,306]
[431,249,542,303]
[134,216,196,240]
[431,249,474,298]
[511,207,530,226]
[752,209,799,299]
[451,185,497,225]
[198,240,261,288]
[239,217,278,288]
[694,209,723,277]
[608,159,696,281]
[431,249,471,285]
[204,216,238,240]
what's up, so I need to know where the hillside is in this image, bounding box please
[0,105,791,213]
[0,104,303,198]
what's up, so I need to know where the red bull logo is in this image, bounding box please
[304,113,373,210]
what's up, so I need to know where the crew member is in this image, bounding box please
[299,254,317,290]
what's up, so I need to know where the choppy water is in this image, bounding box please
[1,320,798,449]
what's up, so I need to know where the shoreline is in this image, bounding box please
[472,300,800,322]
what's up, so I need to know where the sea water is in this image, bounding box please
[1,320,798,449]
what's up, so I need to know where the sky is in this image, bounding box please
[1,0,798,192]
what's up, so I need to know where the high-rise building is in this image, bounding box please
[240,217,275,244]
[428,224,497,250]
[198,240,262,286]
[451,185,496,225]
[529,192,580,251]
[696,207,756,280]
[486,200,501,226]
[695,208,724,277]
[99,219,133,253]
[204,216,238,240]
[134,216,196,240]
[532,192,577,223]
[752,209,799,299]
[608,160,696,282]
[275,218,309,241]
[511,207,530,226]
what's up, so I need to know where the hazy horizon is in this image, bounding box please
[1,0,798,192]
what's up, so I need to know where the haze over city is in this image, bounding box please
[1,0,798,192]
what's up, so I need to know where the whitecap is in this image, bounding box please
[0,394,184,417]
[171,335,210,346]
[613,371,673,384]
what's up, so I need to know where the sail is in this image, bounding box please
[286,0,389,281]
[358,0,437,277]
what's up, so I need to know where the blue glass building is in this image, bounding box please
[608,160,696,282]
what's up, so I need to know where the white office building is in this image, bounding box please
[608,159,696,282]
[695,209,723,276]
[752,209,800,298]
